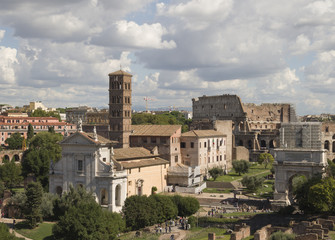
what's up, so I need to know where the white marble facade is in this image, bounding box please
[49,131,127,212]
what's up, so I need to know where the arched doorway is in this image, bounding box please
[56,186,63,196]
[100,188,108,205]
[3,155,10,162]
[325,141,330,150]
[269,140,276,148]
[287,174,307,205]
[115,185,121,206]
[13,154,20,162]
[260,140,266,148]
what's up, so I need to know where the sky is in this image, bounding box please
[1,0,335,115]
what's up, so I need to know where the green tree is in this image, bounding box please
[8,192,27,218]
[0,181,5,198]
[53,185,96,219]
[30,109,61,121]
[22,132,63,190]
[258,153,275,169]
[149,194,178,223]
[122,195,159,230]
[27,123,34,142]
[40,192,59,220]
[25,182,43,228]
[5,133,24,150]
[232,160,250,175]
[208,167,224,181]
[172,195,200,217]
[241,176,264,191]
[0,159,23,189]
[53,201,124,240]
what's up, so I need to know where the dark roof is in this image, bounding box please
[108,70,132,76]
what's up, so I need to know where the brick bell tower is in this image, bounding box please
[108,70,132,148]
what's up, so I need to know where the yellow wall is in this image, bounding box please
[126,164,168,197]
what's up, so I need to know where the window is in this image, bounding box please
[138,168,141,172]
[191,142,194,148]
[175,156,178,163]
[151,137,156,143]
[103,158,106,162]
[78,160,83,171]
[129,169,131,174]
[204,142,207,148]
[217,156,219,162]
[142,137,147,143]
[220,155,222,161]
[199,142,201,148]
[181,142,186,148]
[160,137,167,144]
[128,181,132,186]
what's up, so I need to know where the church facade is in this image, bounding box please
[49,129,127,212]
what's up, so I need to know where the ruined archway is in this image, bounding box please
[13,154,20,162]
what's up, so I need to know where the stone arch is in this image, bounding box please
[325,140,330,150]
[260,140,266,148]
[115,184,121,206]
[100,188,108,205]
[13,154,20,162]
[56,186,63,196]
[3,155,10,162]
[269,140,276,148]
[287,173,308,204]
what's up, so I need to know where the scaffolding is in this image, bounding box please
[280,122,322,149]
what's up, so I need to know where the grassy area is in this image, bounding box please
[15,221,54,240]
[244,179,274,199]
[209,163,271,182]
[202,188,233,194]
[186,227,229,240]
[329,231,335,240]
[118,232,159,240]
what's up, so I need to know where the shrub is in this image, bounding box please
[241,176,264,191]
[269,231,295,240]
[232,160,250,175]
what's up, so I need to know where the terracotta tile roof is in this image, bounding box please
[113,147,158,160]
[108,70,132,76]
[131,125,181,136]
[85,132,115,144]
[182,130,226,138]
[119,157,168,169]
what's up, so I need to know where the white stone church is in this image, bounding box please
[49,127,127,212]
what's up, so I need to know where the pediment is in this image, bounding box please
[61,132,96,145]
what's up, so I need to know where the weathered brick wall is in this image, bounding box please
[230,225,250,240]
[254,225,271,240]
[316,218,334,230]
[295,233,318,240]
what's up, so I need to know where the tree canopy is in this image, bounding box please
[53,186,125,240]
[0,159,23,189]
[22,132,63,190]
[258,153,274,169]
[232,160,250,175]
[5,133,24,150]
[30,109,61,121]
[241,176,264,191]
[208,167,224,181]
[25,181,43,228]
[132,111,191,132]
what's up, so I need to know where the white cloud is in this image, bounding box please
[0,30,5,42]
[0,46,18,84]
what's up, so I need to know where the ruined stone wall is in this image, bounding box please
[214,120,233,170]
[192,95,246,122]
[230,224,250,240]
[321,122,335,161]
[243,103,292,123]
[233,146,249,161]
